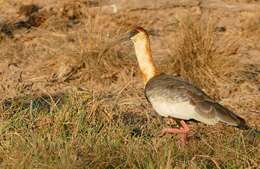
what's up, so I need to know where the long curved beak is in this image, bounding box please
[108,28,158,45]
[97,29,158,63]
[97,31,135,63]
[113,29,138,43]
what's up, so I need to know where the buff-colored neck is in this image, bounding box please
[132,33,158,84]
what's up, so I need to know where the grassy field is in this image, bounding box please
[0,0,260,168]
[0,92,259,169]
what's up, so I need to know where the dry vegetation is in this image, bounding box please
[0,0,259,168]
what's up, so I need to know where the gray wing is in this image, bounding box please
[145,74,248,128]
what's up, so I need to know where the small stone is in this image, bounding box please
[215,26,226,32]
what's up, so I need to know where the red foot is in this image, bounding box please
[159,120,190,145]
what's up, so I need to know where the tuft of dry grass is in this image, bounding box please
[171,18,240,97]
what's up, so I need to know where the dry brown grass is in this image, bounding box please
[0,0,259,168]
[165,17,260,125]
[168,18,239,96]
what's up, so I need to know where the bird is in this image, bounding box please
[109,26,257,144]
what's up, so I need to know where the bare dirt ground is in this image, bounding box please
[0,0,259,168]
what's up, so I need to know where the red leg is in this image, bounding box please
[159,120,190,144]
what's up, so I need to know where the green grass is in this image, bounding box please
[0,91,259,169]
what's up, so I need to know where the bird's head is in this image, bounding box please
[128,26,149,43]
[117,26,149,44]
[98,26,151,63]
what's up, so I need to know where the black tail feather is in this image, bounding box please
[237,123,260,135]
[237,120,250,130]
